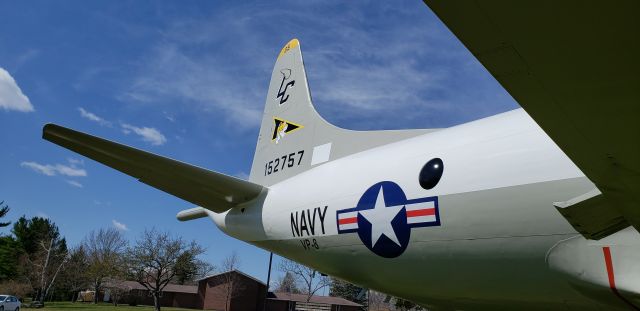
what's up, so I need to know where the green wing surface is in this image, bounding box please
[423,0,640,237]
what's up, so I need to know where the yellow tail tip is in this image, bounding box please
[278,38,300,59]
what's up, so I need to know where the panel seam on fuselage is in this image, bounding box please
[248,233,578,245]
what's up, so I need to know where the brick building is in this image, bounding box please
[267,292,363,311]
[114,281,200,309]
[108,270,362,311]
[197,270,267,310]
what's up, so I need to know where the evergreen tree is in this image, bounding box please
[173,252,213,285]
[0,201,10,228]
[0,236,19,280]
[0,201,17,280]
[12,216,65,255]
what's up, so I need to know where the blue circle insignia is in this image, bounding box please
[356,182,410,258]
[335,181,441,258]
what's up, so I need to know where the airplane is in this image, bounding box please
[42,1,639,310]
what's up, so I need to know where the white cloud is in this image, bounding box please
[66,180,83,188]
[119,2,517,132]
[78,107,111,126]
[21,159,87,177]
[0,67,34,112]
[121,123,167,146]
[54,164,87,177]
[112,219,128,231]
[118,4,442,131]
[67,158,84,166]
[21,161,56,176]
[163,111,175,123]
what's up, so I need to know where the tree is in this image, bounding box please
[126,228,208,311]
[393,297,424,311]
[329,277,367,306]
[83,228,127,304]
[174,251,214,285]
[13,216,63,256]
[219,252,243,311]
[0,280,31,298]
[32,236,68,303]
[0,201,10,228]
[58,246,90,302]
[0,236,19,280]
[279,259,330,302]
[12,216,68,304]
[0,201,17,280]
[103,278,130,306]
[274,272,300,294]
[367,291,387,311]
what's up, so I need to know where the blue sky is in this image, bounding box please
[0,1,517,289]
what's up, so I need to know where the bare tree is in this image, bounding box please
[220,252,243,311]
[367,290,387,311]
[125,228,207,311]
[0,280,31,298]
[103,278,130,306]
[83,228,127,304]
[279,259,330,302]
[58,246,90,302]
[35,238,68,302]
[19,230,68,304]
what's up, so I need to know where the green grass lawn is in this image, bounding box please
[30,302,195,311]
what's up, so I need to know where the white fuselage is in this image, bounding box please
[212,109,628,310]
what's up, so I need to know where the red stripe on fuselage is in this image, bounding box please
[602,246,640,310]
[406,208,435,217]
[338,217,357,225]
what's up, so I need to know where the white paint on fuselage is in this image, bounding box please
[212,109,619,309]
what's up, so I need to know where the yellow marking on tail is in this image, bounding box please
[278,38,300,59]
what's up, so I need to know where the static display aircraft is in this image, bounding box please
[42,1,639,310]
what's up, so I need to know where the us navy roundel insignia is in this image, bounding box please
[336,181,441,258]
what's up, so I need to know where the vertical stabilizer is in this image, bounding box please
[249,39,435,186]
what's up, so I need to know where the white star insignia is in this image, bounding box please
[359,187,404,247]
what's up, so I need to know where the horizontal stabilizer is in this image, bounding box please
[43,124,266,213]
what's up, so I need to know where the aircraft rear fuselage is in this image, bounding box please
[213,108,640,310]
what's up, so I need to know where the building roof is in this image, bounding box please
[118,280,198,294]
[269,292,362,307]
[196,269,267,286]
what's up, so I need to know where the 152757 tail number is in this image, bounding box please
[265,150,304,176]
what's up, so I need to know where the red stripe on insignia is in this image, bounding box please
[338,217,357,225]
[406,208,435,217]
[602,246,640,310]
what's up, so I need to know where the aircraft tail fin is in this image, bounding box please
[249,39,436,186]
